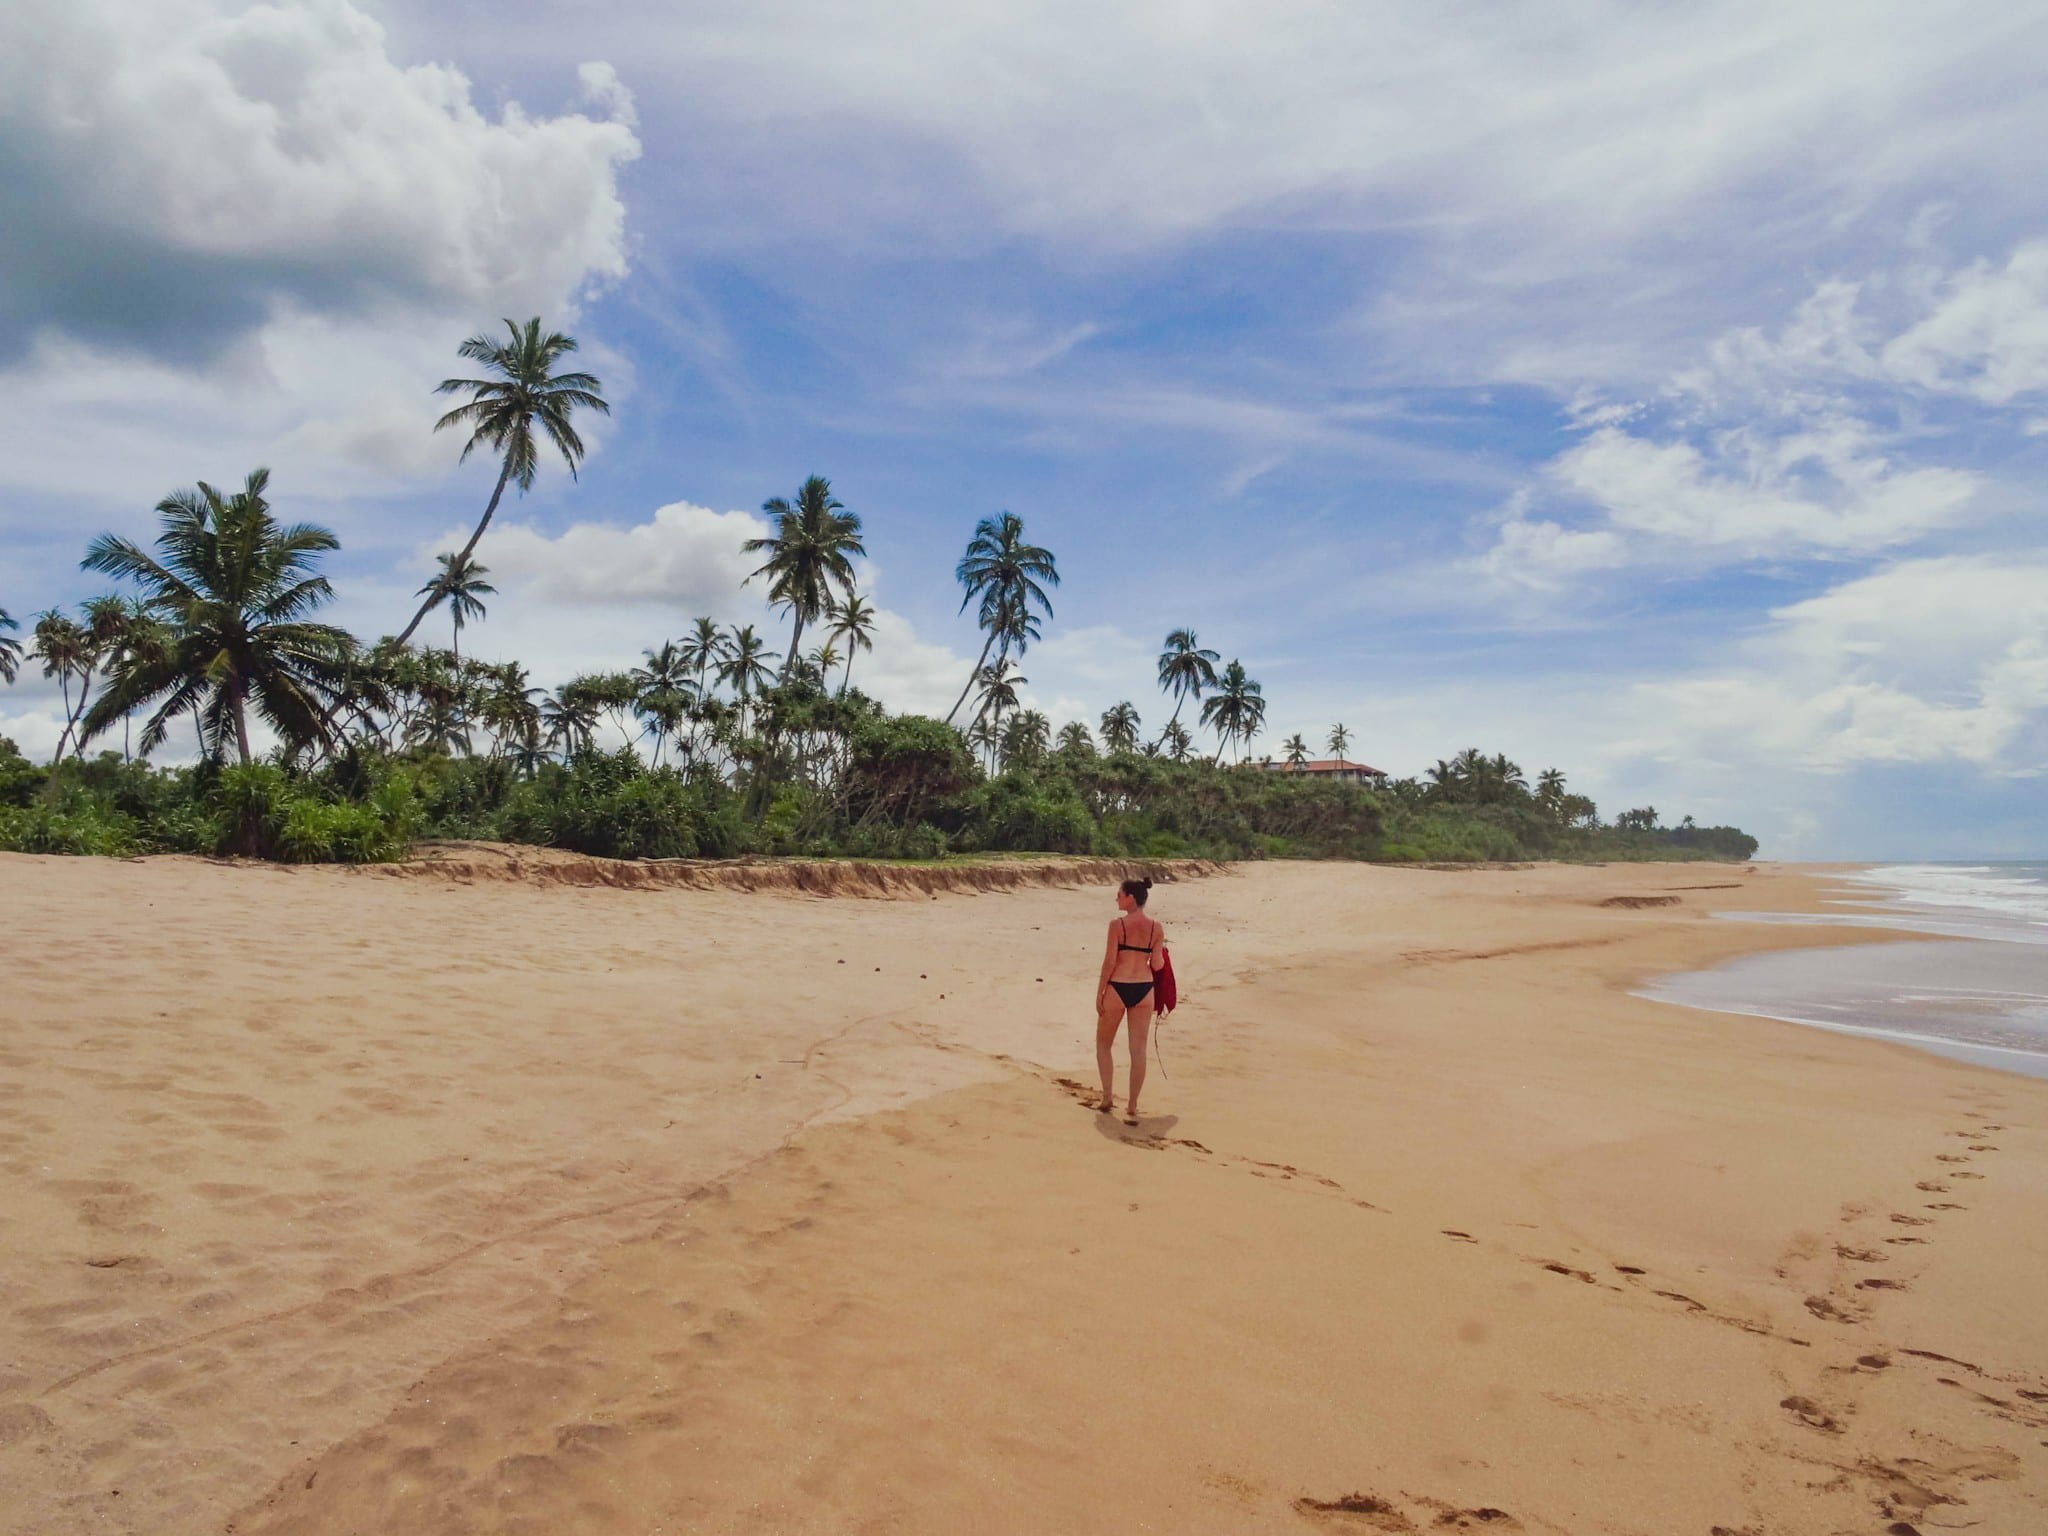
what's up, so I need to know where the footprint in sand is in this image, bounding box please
[1915,1181,1949,1193]
[1440,1230,1477,1243]
[1294,1493,1519,1531]
[1834,1245,1886,1264]
[1889,1212,1932,1225]
[1779,1394,1845,1433]
[1857,1277,1908,1291]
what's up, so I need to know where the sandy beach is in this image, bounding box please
[3,854,2044,1535]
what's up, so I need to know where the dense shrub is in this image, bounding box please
[0,727,1756,868]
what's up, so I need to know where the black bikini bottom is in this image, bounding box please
[1109,979,1154,1009]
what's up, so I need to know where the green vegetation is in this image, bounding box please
[0,316,1758,869]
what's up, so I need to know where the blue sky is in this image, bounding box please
[3,0,2046,858]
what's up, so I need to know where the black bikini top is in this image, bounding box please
[1117,917,1158,954]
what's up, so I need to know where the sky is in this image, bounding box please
[2,0,2046,859]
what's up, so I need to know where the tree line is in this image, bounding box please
[0,317,1756,866]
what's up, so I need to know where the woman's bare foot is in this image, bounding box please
[1123,1108,1141,1125]
[1097,1095,1115,1113]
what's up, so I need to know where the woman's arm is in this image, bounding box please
[1150,921,1167,972]
[1097,920,1120,996]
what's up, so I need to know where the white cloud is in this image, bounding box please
[1548,422,1977,557]
[1882,241,2048,404]
[0,0,639,358]
[1623,556,2048,774]
[444,502,768,608]
[0,0,640,521]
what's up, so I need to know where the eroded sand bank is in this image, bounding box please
[2,856,2043,1535]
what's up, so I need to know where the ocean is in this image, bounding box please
[1640,863,2048,1080]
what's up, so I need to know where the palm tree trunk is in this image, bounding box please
[50,672,75,765]
[395,457,514,645]
[944,630,998,724]
[840,651,854,696]
[231,682,253,765]
[777,615,806,690]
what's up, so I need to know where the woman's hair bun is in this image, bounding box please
[1140,877,1154,890]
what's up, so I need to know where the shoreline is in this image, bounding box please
[4,858,2043,1534]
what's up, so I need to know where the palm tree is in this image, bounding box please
[945,512,1058,723]
[541,682,602,758]
[30,609,93,762]
[1283,733,1309,767]
[967,713,1001,773]
[0,607,19,685]
[973,657,1026,743]
[1156,629,1220,735]
[1002,709,1051,770]
[1198,659,1264,763]
[632,641,696,766]
[1057,721,1096,756]
[413,552,495,666]
[827,592,877,695]
[1327,723,1352,760]
[743,476,865,691]
[717,624,778,734]
[678,617,724,696]
[480,664,543,765]
[79,468,352,764]
[1159,720,1194,763]
[810,640,841,681]
[396,318,609,645]
[1099,701,1142,755]
[1536,767,1566,811]
[85,596,165,762]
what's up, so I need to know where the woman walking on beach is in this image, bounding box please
[1096,877,1166,1124]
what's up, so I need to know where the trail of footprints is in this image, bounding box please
[1053,1080,2040,1531]
[1051,1077,1385,1211]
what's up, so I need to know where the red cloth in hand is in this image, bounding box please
[1154,948,1177,1015]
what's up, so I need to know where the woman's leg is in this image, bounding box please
[1095,992,1125,1110]
[1124,1001,1154,1121]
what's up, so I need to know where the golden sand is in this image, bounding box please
[1,855,2042,1534]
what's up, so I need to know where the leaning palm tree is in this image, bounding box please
[395,318,609,644]
[79,468,352,764]
[0,607,19,685]
[826,592,877,695]
[1327,723,1352,759]
[1099,701,1142,755]
[413,553,495,667]
[1156,629,1220,734]
[945,512,1058,723]
[1283,733,1309,767]
[743,476,865,691]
